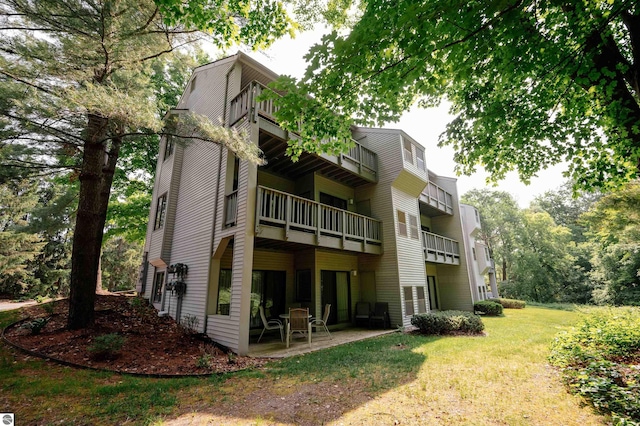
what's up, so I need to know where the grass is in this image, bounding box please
[0,307,608,425]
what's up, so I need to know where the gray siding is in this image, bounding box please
[429,175,473,311]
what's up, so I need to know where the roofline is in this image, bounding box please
[192,51,281,80]
[354,126,426,148]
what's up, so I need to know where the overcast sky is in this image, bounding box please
[242,28,568,207]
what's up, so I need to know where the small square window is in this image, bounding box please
[217,269,232,315]
[409,214,419,240]
[397,210,407,237]
[403,139,413,164]
[403,287,414,316]
[417,287,427,313]
[163,136,174,161]
[153,271,165,303]
[416,146,425,171]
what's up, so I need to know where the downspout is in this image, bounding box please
[203,61,237,333]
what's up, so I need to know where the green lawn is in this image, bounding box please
[0,307,606,425]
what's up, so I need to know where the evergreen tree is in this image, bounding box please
[0,0,297,328]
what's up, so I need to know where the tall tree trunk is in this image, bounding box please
[502,259,507,282]
[67,114,121,329]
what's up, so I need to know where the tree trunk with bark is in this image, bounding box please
[67,114,121,329]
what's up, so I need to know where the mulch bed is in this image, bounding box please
[2,294,268,376]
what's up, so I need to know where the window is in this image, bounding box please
[232,156,240,191]
[397,210,407,236]
[163,136,174,161]
[320,192,347,210]
[417,287,427,313]
[152,271,165,303]
[250,270,286,328]
[217,269,232,315]
[190,75,197,93]
[472,247,477,260]
[415,146,425,171]
[403,139,413,164]
[403,287,414,316]
[154,193,167,230]
[409,214,419,240]
[474,208,480,223]
[485,247,491,261]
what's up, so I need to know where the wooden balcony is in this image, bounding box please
[255,186,382,254]
[422,231,460,265]
[229,82,378,184]
[419,182,454,216]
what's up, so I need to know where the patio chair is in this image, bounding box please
[286,307,311,348]
[369,302,390,329]
[257,306,283,343]
[354,302,371,327]
[310,304,332,339]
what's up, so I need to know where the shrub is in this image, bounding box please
[549,307,640,423]
[488,298,526,309]
[180,314,200,335]
[411,310,484,335]
[88,333,126,360]
[196,353,212,368]
[474,301,503,316]
[20,317,50,335]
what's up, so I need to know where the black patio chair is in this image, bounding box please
[354,302,371,327]
[369,302,390,329]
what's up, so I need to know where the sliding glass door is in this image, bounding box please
[250,270,286,328]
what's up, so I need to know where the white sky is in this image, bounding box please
[245,28,568,207]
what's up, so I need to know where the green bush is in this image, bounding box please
[488,298,526,309]
[88,333,126,360]
[20,317,50,335]
[549,307,640,423]
[474,301,503,316]
[411,310,484,335]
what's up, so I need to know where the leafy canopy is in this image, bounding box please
[265,0,640,191]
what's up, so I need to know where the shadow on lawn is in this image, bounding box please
[161,332,439,426]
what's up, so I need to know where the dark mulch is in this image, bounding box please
[2,294,267,376]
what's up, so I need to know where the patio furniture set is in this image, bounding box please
[257,302,390,347]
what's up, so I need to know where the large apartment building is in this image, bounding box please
[138,52,488,355]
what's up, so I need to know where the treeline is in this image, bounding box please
[463,181,640,305]
[0,50,208,299]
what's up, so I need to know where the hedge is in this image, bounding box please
[411,310,484,335]
[474,300,503,316]
[488,298,526,309]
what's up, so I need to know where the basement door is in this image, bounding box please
[321,270,351,325]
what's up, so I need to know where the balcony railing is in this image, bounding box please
[257,186,382,247]
[422,231,460,265]
[229,81,378,180]
[224,190,238,227]
[421,181,454,215]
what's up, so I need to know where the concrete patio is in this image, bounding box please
[248,327,397,358]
